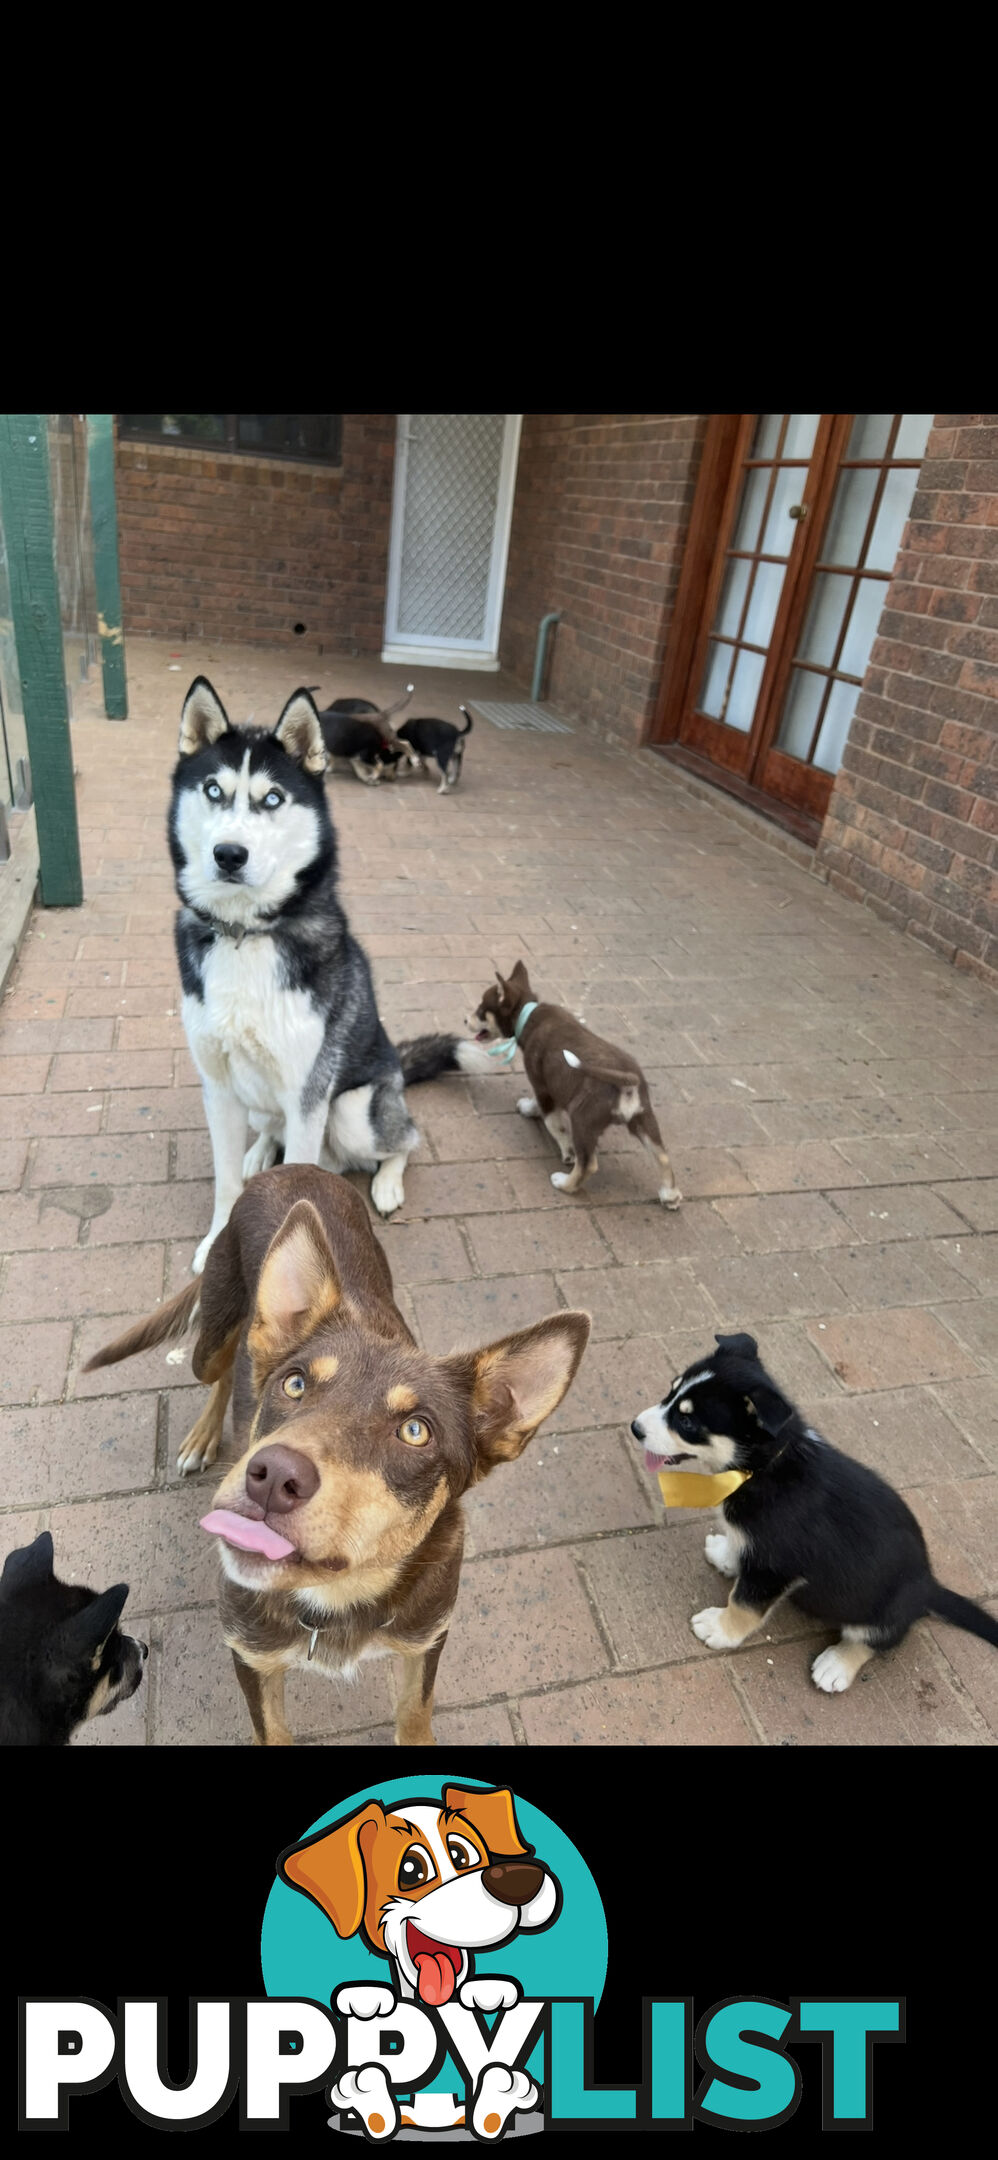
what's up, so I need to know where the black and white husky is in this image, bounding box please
[170,678,492,1272]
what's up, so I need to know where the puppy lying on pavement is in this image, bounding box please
[85,1164,589,1747]
[471,958,681,1206]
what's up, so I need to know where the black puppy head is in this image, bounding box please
[0,1533,147,1744]
[629,1333,798,1473]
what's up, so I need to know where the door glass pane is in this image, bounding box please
[846,414,894,459]
[698,638,733,719]
[742,560,787,648]
[866,465,921,572]
[797,572,852,667]
[820,467,879,565]
[838,575,889,678]
[714,555,752,637]
[749,413,784,459]
[894,413,933,459]
[731,465,771,552]
[783,413,820,459]
[777,668,826,759]
[813,678,859,773]
[760,465,807,557]
[726,647,766,733]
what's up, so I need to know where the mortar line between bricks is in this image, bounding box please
[567,1550,623,1671]
[507,1703,529,1745]
[916,1636,996,1742]
[723,1661,769,1746]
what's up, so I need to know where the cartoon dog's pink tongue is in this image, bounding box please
[200,1510,296,1560]
[407,1923,462,2006]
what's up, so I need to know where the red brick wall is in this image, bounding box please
[115,415,396,653]
[816,416,998,987]
[499,415,708,747]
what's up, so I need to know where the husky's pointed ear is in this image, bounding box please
[273,690,328,775]
[1,1530,55,1592]
[179,677,231,757]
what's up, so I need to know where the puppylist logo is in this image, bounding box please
[18,1776,904,2138]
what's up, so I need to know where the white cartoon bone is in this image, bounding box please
[329,2063,397,2141]
[472,2064,538,2139]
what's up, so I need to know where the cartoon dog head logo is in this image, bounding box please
[279,1784,561,2011]
[268,1779,602,2142]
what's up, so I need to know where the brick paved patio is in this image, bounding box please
[2,639,996,1746]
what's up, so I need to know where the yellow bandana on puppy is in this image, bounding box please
[657,1469,752,1508]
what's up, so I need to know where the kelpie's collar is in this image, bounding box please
[488,1001,539,1064]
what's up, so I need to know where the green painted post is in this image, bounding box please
[85,413,128,719]
[0,415,83,907]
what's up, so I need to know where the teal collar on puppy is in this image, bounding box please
[488,1001,538,1063]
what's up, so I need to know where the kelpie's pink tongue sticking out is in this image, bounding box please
[199,1510,296,1560]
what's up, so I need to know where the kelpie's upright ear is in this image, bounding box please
[178,677,231,757]
[248,1200,342,1380]
[447,1310,591,1477]
[273,689,328,775]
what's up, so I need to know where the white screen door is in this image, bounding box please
[382,414,522,669]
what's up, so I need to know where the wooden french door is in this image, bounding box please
[655,413,934,825]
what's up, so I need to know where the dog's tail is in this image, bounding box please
[457,706,474,736]
[562,1048,640,1089]
[396,1033,497,1084]
[926,1582,998,1649]
[83,1278,202,1373]
[379,682,416,725]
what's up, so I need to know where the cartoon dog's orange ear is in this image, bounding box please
[279,1801,386,1937]
[444,1786,531,1859]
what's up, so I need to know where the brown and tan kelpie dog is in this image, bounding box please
[471,959,682,1208]
[85,1164,589,1747]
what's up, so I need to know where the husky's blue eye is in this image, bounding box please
[262,789,284,810]
[204,780,223,802]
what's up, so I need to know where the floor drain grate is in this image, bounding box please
[466,700,574,734]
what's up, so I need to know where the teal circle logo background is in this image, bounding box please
[261,1776,607,2093]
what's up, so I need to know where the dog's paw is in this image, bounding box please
[704,1531,738,1577]
[330,2064,397,2140]
[472,2066,538,2140]
[691,1605,731,1649]
[176,1426,217,1477]
[370,1162,406,1217]
[658,1185,683,1209]
[811,1645,857,1694]
[459,1977,521,2012]
[333,1984,395,2020]
[551,1169,577,1191]
[517,1096,541,1117]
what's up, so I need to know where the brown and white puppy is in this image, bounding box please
[471,959,681,1207]
[85,1165,589,1748]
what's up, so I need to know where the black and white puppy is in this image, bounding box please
[395,706,473,793]
[313,686,418,786]
[631,1331,998,1693]
[0,1532,147,1746]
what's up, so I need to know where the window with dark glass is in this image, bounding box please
[117,415,342,465]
